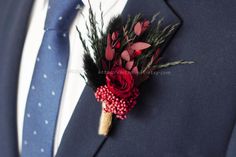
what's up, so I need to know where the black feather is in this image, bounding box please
[83,53,106,90]
[106,15,123,33]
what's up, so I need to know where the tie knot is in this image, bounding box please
[44,0,84,31]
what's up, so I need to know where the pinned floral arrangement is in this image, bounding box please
[77,2,193,136]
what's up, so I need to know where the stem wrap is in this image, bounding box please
[98,102,113,136]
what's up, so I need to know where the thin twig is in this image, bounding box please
[157,60,194,69]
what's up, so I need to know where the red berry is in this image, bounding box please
[134,50,142,56]
[115,42,121,49]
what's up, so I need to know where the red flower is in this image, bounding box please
[95,85,139,119]
[106,66,134,98]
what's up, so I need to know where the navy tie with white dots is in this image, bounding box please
[21,0,83,156]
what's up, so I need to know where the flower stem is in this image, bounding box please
[98,102,113,136]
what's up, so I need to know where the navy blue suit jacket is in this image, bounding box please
[0,0,236,156]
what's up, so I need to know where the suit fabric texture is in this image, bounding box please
[0,0,236,156]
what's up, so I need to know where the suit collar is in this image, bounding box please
[56,0,182,156]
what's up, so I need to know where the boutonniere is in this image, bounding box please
[77,2,193,136]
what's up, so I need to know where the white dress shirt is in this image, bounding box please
[17,0,127,155]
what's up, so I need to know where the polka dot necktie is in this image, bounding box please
[21,0,83,156]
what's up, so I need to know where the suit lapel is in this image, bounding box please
[56,0,181,156]
[0,0,34,156]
